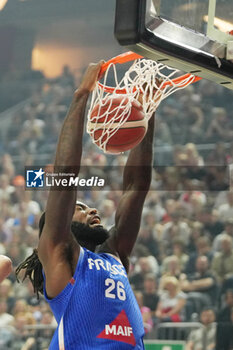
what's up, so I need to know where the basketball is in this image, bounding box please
[88,95,147,153]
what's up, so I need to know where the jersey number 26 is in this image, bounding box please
[105,278,126,301]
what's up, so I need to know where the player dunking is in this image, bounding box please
[16,61,155,349]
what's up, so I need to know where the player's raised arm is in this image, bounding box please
[37,62,103,296]
[41,63,103,240]
[103,115,155,271]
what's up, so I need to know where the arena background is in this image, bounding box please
[0,0,233,349]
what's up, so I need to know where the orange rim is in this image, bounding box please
[98,51,202,93]
[99,51,143,77]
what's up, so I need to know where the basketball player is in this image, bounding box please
[16,61,155,349]
[0,255,12,283]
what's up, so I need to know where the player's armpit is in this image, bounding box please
[38,236,80,298]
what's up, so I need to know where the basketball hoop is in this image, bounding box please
[87,51,202,153]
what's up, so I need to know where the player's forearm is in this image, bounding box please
[54,89,89,173]
[123,116,155,192]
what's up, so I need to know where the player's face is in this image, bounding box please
[73,201,102,228]
[71,202,109,249]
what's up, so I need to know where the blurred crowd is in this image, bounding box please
[0,65,233,349]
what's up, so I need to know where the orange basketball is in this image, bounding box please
[88,95,147,153]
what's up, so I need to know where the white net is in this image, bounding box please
[87,57,196,153]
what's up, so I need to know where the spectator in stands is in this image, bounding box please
[36,309,56,350]
[6,243,26,271]
[0,216,10,247]
[207,166,229,191]
[99,199,115,229]
[138,227,159,260]
[0,298,14,326]
[211,235,233,284]
[19,279,40,309]
[185,107,204,144]
[22,109,45,135]
[155,276,187,322]
[12,298,30,316]
[161,210,191,256]
[204,208,224,240]
[161,198,177,223]
[187,221,204,254]
[10,175,26,207]
[130,256,159,290]
[1,153,15,179]
[221,275,233,296]
[0,239,6,256]
[172,239,189,271]
[175,152,189,166]
[218,191,233,222]
[206,107,232,142]
[159,100,181,144]
[143,209,157,230]
[143,193,166,223]
[173,145,185,166]
[159,166,181,191]
[0,278,14,313]
[213,218,233,252]
[0,174,15,201]
[184,143,204,166]
[218,289,233,324]
[179,190,207,218]
[142,273,159,317]
[134,291,154,335]
[186,307,216,350]
[207,142,228,165]
[185,236,213,275]
[57,65,75,88]
[161,255,186,282]
[216,306,233,350]
[0,323,14,348]
[11,311,36,350]
[181,255,217,305]
[226,141,233,164]
[11,191,41,226]
[154,116,173,146]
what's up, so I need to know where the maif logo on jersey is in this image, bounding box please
[97,310,136,346]
[26,168,45,188]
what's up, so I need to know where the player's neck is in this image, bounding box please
[80,241,96,252]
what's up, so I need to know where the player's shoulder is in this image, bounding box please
[99,252,123,265]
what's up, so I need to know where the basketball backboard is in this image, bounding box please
[115,0,233,89]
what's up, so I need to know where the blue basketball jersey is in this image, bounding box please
[43,247,145,349]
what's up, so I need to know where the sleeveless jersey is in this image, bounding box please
[43,247,145,350]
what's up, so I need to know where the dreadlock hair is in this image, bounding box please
[15,212,45,299]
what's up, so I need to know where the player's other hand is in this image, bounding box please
[0,255,12,283]
[77,61,105,94]
[138,78,163,106]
